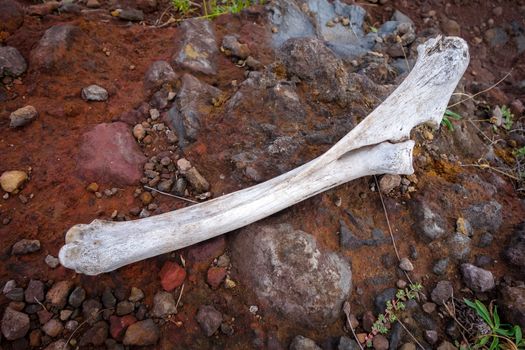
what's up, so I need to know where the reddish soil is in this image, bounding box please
[0,0,524,349]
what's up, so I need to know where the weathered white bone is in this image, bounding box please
[59,36,469,275]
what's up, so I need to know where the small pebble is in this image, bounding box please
[399,258,414,271]
[45,255,60,268]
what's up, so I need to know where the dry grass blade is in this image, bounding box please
[144,185,199,204]
[342,301,364,350]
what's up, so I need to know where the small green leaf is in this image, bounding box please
[445,109,462,120]
[493,306,500,328]
[488,336,499,350]
[515,325,522,345]
[370,26,378,33]
[479,335,490,346]
[474,300,493,327]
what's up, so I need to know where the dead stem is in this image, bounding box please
[397,318,426,350]
[447,70,512,109]
[343,301,365,350]
[144,185,199,204]
[175,283,185,313]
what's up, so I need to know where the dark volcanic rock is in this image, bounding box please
[77,122,146,186]
[268,0,315,48]
[0,0,24,33]
[196,305,223,336]
[30,24,81,71]
[173,19,218,75]
[0,46,27,77]
[504,223,525,268]
[279,37,349,105]
[499,285,525,327]
[25,279,45,303]
[143,60,178,94]
[232,223,352,327]
[1,307,30,340]
[431,281,453,305]
[462,201,502,234]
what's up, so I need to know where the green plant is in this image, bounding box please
[364,283,423,347]
[442,109,462,131]
[501,105,514,131]
[464,299,525,350]
[173,0,258,19]
[172,0,191,15]
[515,146,525,159]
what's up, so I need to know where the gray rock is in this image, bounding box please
[3,280,16,294]
[461,263,495,293]
[143,60,178,94]
[12,239,40,255]
[101,288,116,308]
[432,258,449,275]
[44,340,70,350]
[478,232,493,248]
[503,223,525,268]
[379,174,401,193]
[446,233,471,260]
[0,0,24,33]
[484,27,509,47]
[431,280,453,305]
[152,291,176,317]
[42,319,63,337]
[231,223,352,327]
[45,254,60,268]
[25,279,45,303]
[399,257,414,271]
[82,299,102,325]
[0,46,27,77]
[392,10,413,25]
[279,37,349,105]
[268,0,315,48]
[222,35,250,59]
[196,305,222,336]
[499,285,525,327]
[68,286,86,308]
[30,24,81,71]
[123,319,159,346]
[462,200,502,233]
[157,179,173,192]
[375,288,396,313]
[5,287,24,301]
[128,287,144,302]
[289,335,322,350]
[167,73,222,144]
[338,336,360,350]
[424,330,438,344]
[474,255,493,267]
[79,320,108,346]
[118,8,143,21]
[411,199,446,241]
[174,18,218,75]
[9,105,38,128]
[116,301,134,316]
[1,308,30,340]
[81,84,108,101]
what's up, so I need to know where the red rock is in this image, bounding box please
[187,236,226,266]
[206,267,227,289]
[37,309,53,325]
[77,122,146,186]
[159,261,186,292]
[0,0,24,33]
[110,315,137,340]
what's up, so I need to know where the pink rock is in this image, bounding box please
[77,122,146,186]
[110,315,137,340]
[206,267,226,289]
[159,261,186,292]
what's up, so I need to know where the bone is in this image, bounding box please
[59,36,469,275]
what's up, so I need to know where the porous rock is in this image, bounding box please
[0,46,27,77]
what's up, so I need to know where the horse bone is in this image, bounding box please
[59,36,469,275]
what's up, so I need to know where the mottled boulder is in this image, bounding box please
[503,223,525,268]
[173,19,218,75]
[30,24,81,71]
[461,264,495,293]
[143,60,178,94]
[231,223,352,327]
[77,122,146,186]
[167,74,221,144]
[0,0,24,33]
[499,286,525,327]
[0,46,27,77]
[279,37,349,105]
[462,201,502,234]
[9,105,38,128]
[268,0,315,48]
[1,308,30,340]
[411,198,447,241]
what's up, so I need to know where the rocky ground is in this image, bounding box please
[0,0,524,349]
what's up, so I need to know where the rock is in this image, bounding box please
[116,301,134,316]
[431,280,453,305]
[79,321,108,346]
[232,224,351,327]
[83,299,102,325]
[379,174,401,193]
[68,286,86,308]
[478,232,493,248]
[1,308,30,340]
[3,280,16,294]
[461,264,495,293]
[362,311,375,332]
[59,310,72,321]
[289,335,322,350]
[0,0,24,33]
[102,288,116,308]
[11,239,40,255]
[77,122,146,186]
[462,201,502,233]
[392,10,413,25]
[157,179,173,192]
[437,341,456,350]
[484,27,509,47]
[42,319,63,337]
[422,302,436,314]
[0,46,27,77]
[123,319,159,346]
[133,124,146,141]
[143,60,178,94]
[504,223,525,268]
[181,166,210,193]
[81,84,108,101]
[196,305,222,336]
[118,8,144,21]
[445,233,471,260]
[167,74,221,144]
[373,334,389,350]
[45,255,60,268]
[279,37,349,105]
[432,258,448,275]
[424,330,438,344]
[1,170,28,193]
[152,291,176,317]
[411,198,446,241]
[268,0,314,48]
[456,217,473,237]
[30,24,81,71]
[222,35,250,59]
[25,279,44,303]
[399,257,414,271]
[128,287,144,302]
[499,285,525,327]
[110,315,137,340]
[338,336,360,350]
[207,267,227,289]
[399,344,416,350]
[159,261,186,291]
[45,340,69,350]
[187,236,226,265]
[375,288,396,313]
[174,19,218,75]
[5,287,24,301]
[86,0,100,8]
[442,19,461,36]
[46,281,73,309]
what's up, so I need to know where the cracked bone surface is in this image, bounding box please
[60,36,469,275]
